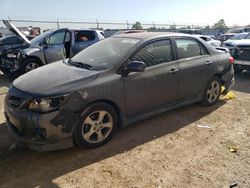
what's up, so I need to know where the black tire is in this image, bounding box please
[202,77,221,106]
[19,58,41,75]
[73,102,118,148]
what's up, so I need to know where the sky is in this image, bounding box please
[0,0,249,29]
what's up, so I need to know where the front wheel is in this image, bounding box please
[73,103,118,148]
[202,77,221,106]
[20,58,41,75]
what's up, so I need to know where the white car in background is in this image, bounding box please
[195,35,221,47]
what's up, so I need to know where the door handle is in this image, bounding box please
[169,68,179,74]
[205,60,212,65]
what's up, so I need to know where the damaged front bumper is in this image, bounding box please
[0,53,21,73]
[4,102,74,151]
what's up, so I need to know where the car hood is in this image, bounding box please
[13,61,99,96]
[3,20,30,44]
[223,39,237,45]
[231,39,250,47]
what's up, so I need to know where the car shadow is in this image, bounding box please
[0,101,226,188]
[233,71,250,94]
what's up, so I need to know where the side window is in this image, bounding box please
[132,39,174,67]
[75,31,96,43]
[175,38,209,59]
[46,31,65,45]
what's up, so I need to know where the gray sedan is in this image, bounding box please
[4,32,235,151]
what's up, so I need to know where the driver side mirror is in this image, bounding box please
[123,61,146,77]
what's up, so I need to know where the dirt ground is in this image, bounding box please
[0,71,249,188]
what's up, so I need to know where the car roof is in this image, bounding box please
[111,32,191,41]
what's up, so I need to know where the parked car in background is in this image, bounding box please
[222,32,250,50]
[1,20,106,75]
[178,29,202,35]
[231,39,250,73]
[226,27,250,34]
[195,35,221,47]
[218,33,236,43]
[112,30,147,36]
[4,32,235,151]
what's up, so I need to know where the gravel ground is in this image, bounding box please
[0,72,249,188]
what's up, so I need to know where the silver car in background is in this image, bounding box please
[1,20,106,76]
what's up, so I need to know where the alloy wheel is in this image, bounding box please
[25,62,40,72]
[81,110,113,144]
[206,81,220,103]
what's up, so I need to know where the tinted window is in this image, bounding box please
[132,39,174,67]
[4,37,23,45]
[46,31,65,45]
[175,38,208,59]
[75,31,96,42]
[200,36,211,42]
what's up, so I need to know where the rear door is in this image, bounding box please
[124,39,179,118]
[72,30,97,55]
[174,37,214,100]
[44,29,67,63]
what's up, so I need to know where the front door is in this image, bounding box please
[124,39,179,118]
[44,29,67,63]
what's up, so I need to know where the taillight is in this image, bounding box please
[229,56,234,64]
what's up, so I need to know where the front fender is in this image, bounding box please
[21,47,46,64]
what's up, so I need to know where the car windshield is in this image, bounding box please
[71,37,140,70]
[29,30,52,45]
[231,33,248,40]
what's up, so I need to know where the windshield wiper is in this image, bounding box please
[67,58,93,70]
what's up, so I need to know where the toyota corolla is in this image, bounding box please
[4,32,235,151]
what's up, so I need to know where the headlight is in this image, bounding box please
[27,94,69,113]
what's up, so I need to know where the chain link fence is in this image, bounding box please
[0,19,226,37]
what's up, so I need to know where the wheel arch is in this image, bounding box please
[213,73,224,84]
[86,99,122,127]
[24,55,43,65]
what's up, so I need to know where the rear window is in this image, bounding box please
[75,31,96,42]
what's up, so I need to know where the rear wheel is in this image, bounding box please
[202,77,221,106]
[73,103,118,148]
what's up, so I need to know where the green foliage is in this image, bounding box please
[132,21,143,30]
[212,19,227,30]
